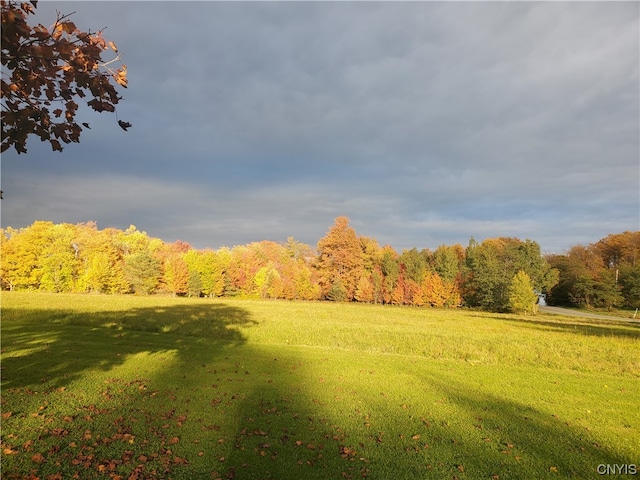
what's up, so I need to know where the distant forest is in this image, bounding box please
[1,217,638,312]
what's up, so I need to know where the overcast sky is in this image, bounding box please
[2,1,639,253]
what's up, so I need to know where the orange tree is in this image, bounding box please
[1,0,129,154]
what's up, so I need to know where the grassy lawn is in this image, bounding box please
[1,292,638,479]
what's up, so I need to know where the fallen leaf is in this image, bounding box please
[32,452,46,463]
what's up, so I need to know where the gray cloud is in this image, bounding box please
[2,2,638,254]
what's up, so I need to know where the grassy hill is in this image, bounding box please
[2,292,638,479]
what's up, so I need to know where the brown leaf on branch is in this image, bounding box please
[1,1,129,153]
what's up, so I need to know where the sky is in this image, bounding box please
[2,1,639,254]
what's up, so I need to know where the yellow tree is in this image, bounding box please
[75,224,128,293]
[508,270,538,314]
[40,223,78,292]
[157,241,191,296]
[0,221,54,289]
[354,274,374,303]
[164,255,189,297]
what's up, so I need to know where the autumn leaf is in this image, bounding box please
[1,411,12,419]
[340,446,357,458]
[32,452,46,463]
[115,65,128,87]
[118,120,132,131]
[1,2,129,153]
[60,21,76,34]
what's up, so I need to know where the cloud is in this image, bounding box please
[2,2,638,255]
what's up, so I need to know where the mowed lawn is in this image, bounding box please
[1,293,638,479]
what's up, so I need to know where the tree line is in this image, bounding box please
[546,231,640,309]
[1,217,638,312]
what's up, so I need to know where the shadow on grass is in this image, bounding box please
[419,373,632,479]
[1,302,257,390]
[1,300,340,479]
[2,299,635,479]
[475,313,640,340]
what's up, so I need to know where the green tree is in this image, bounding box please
[432,244,463,283]
[464,237,557,312]
[547,244,621,309]
[464,238,504,310]
[124,251,161,294]
[326,278,348,302]
[379,245,399,304]
[187,270,202,297]
[508,270,538,314]
[399,248,428,285]
[619,262,640,307]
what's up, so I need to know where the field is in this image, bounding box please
[1,292,639,479]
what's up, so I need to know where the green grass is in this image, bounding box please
[1,292,639,479]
